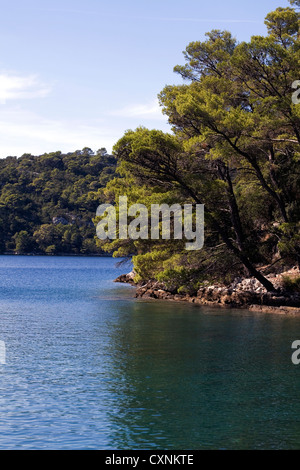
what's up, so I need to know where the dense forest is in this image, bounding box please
[0,148,116,254]
[96,0,300,294]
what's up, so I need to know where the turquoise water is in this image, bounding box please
[0,255,299,450]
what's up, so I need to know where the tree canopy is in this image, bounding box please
[0,148,117,255]
[97,1,300,293]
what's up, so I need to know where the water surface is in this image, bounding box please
[0,255,299,449]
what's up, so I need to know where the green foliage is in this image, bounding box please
[0,148,117,254]
[277,222,300,265]
[13,231,34,254]
[99,2,300,292]
[281,275,300,292]
[157,267,202,296]
[265,7,299,46]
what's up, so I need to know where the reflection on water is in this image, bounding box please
[0,256,299,449]
[101,301,300,450]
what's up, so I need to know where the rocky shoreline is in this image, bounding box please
[115,267,300,315]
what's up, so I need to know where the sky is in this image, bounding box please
[0,0,291,157]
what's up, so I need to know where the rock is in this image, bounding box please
[114,271,136,285]
[52,216,68,225]
[130,266,300,312]
[220,295,232,305]
[249,305,300,315]
[173,295,185,301]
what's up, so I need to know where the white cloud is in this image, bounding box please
[110,99,165,120]
[0,108,118,157]
[0,73,51,104]
[0,83,171,157]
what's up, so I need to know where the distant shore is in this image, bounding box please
[0,252,112,257]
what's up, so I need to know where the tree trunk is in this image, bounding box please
[177,176,276,292]
[218,162,245,251]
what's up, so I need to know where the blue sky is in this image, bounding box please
[0,0,291,157]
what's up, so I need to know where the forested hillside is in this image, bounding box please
[0,147,116,255]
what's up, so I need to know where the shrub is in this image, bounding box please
[281,275,300,292]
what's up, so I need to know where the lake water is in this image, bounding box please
[0,255,299,450]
